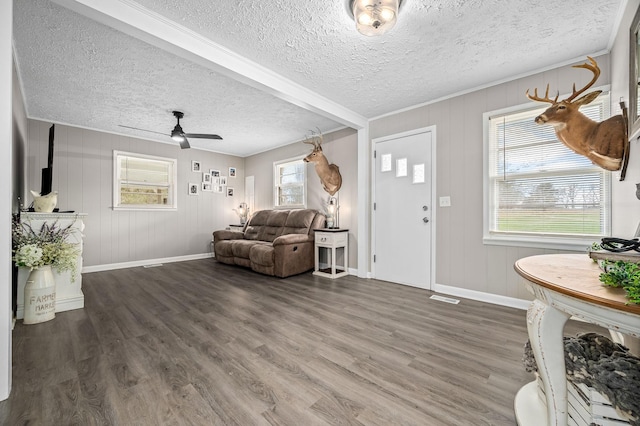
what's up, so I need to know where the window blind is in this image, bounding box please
[275,159,306,208]
[114,151,177,210]
[487,95,610,238]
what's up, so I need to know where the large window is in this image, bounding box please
[113,151,177,210]
[274,157,306,209]
[484,92,611,249]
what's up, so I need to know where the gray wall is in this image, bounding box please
[12,58,27,326]
[611,0,640,237]
[369,41,635,300]
[245,127,358,269]
[25,120,245,268]
[12,60,27,214]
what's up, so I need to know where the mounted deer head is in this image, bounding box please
[303,130,342,196]
[526,56,626,172]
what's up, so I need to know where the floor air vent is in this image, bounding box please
[429,295,460,304]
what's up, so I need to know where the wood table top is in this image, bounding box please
[514,254,640,315]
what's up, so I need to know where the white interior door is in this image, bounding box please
[245,176,254,216]
[374,130,432,289]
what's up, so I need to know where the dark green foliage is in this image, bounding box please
[599,260,640,305]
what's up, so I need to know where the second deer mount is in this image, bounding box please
[303,130,342,196]
[526,56,629,180]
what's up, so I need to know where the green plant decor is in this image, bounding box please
[12,216,80,280]
[599,260,640,305]
[587,242,602,262]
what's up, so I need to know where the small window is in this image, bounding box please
[113,151,177,210]
[274,157,306,209]
[484,92,611,249]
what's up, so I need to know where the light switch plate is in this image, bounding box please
[439,196,451,207]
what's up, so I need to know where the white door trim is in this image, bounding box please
[1,0,13,401]
[371,126,437,290]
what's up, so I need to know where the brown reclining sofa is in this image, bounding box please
[212,209,326,278]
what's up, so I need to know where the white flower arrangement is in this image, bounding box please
[12,216,80,279]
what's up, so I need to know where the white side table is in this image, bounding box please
[313,229,349,279]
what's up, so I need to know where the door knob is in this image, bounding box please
[423,205,428,211]
[422,217,429,223]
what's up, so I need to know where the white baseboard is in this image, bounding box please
[82,253,214,273]
[432,283,530,310]
[16,294,85,320]
[56,295,85,313]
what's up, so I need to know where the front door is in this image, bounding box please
[373,129,433,289]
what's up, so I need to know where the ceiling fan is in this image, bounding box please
[119,110,223,149]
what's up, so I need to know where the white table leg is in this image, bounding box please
[527,298,571,426]
[331,247,336,276]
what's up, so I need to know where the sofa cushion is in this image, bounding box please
[231,239,270,259]
[244,210,289,242]
[249,244,275,267]
[281,209,316,235]
[214,240,234,258]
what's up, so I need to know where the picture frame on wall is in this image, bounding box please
[203,173,212,183]
[191,161,201,172]
[188,183,199,195]
[210,169,220,177]
[229,167,236,177]
[227,187,234,197]
[202,182,213,192]
[214,185,223,193]
[219,176,228,186]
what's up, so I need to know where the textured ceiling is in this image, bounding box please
[13,0,624,156]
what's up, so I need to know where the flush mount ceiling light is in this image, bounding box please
[347,0,403,37]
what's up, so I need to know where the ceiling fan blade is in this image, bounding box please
[184,133,223,140]
[179,136,190,150]
[118,125,168,137]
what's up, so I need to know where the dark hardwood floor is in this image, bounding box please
[0,259,606,425]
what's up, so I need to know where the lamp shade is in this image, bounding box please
[351,0,399,36]
[327,199,337,216]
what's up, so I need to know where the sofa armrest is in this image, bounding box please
[213,230,245,241]
[273,233,313,246]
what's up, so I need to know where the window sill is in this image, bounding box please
[113,206,177,212]
[273,205,307,210]
[483,234,601,252]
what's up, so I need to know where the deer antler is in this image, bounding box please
[313,128,323,147]
[565,56,600,102]
[526,84,559,104]
[303,134,319,149]
[303,128,324,149]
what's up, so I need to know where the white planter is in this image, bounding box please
[23,265,56,324]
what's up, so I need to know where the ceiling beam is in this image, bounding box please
[51,0,367,130]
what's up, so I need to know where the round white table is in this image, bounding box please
[514,254,640,426]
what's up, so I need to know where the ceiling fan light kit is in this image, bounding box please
[348,0,402,37]
[171,111,188,147]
